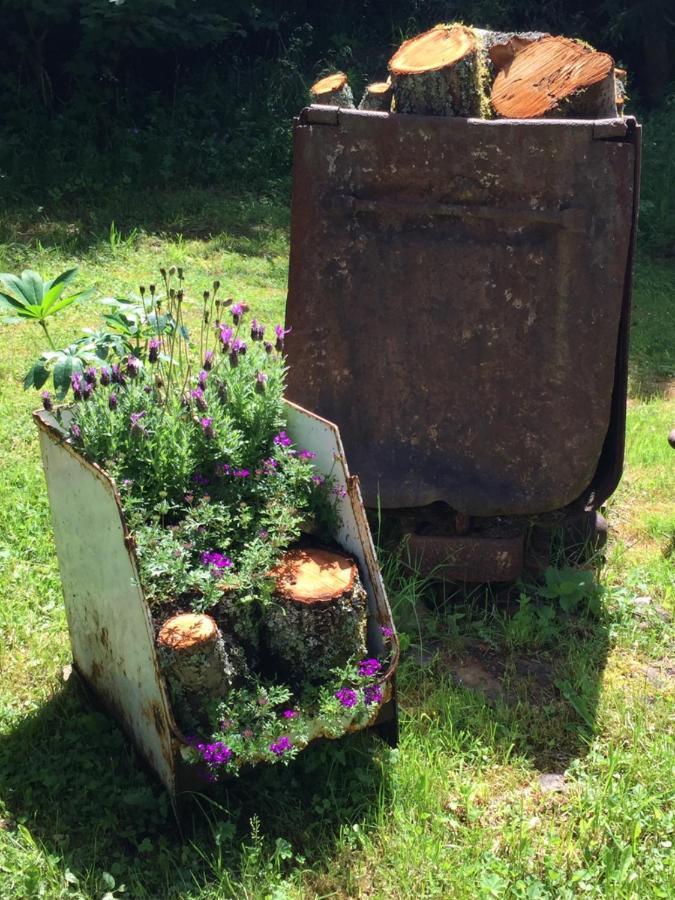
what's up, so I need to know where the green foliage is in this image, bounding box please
[0,267,93,347]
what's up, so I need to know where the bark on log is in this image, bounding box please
[264,548,368,681]
[310,72,355,108]
[157,613,243,719]
[615,67,628,114]
[474,29,549,75]
[388,24,489,117]
[491,36,617,119]
[359,81,393,111]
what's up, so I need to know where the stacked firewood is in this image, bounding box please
[309,24,627,119]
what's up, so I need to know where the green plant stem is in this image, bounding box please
[39,320,56,350]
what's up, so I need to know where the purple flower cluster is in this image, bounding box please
[282,709,298,720]
[250,319,265,341]
[41,391,53,412]
[229,338,247,367]
[201,551,232,570]
[190,387,208,411]
[196,740,233,766]
[230,301,247,324]
[358,658,381,677]
[203,350,214,371]
[219,325,234,352]
[297,449,317,461]
[192,471,210,486]
[255,371,267,394]
[274,324,291,351]
[364,684,383,706]
[270,736,293,756]
[335,687,358,709]
[200,417,215,439]
[273,430,292,448]
[198,370,208,390]
[148,338,161,363]
[100,367,111,386]
[130,410,146,437]
[380,625,394,639]
[126,356,141,378]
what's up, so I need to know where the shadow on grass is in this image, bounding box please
[0,186,291,260]
[0,680,388,896]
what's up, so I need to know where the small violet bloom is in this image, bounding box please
[255,370,267,394]
[282,709,298,720]
[192,472,210,486]
[197,741,233,766]
[198,369,208,390]
[70,423,81,440]
[84,367,97,386]
[108,392,118,411]
[358,658,381,678]
[219,325,233,352]
[273,430,292,448]
[148,337,161,363]
[41,391,52,412]
[263,340,273,354]
[230,301,246,324]
[71,373,83,401]
[380,625,394,638]
[311,475,325,486]
[130,411,146,437]
[333,485,348,499]
[335,688,358,709]
[200,551,232,570]
[274,324,291,351]
[270,736,293,756]
[200,417,215,439]
[82,382,94,401]
[126,356,141,378]
[190,387,208,412]
[250,319,265,341]
[111,363,126,386]
[99,367,111,386]
[364,684,384,706]
[203,350,214,371]
[297,449,317,460]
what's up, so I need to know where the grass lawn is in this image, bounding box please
[0,189,673,899]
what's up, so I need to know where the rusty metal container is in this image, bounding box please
[35,401,398,814]
[285,107,641,579]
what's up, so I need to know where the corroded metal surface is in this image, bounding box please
[285,108,641,517]
[407,532,524,582]
[35,401,398,808]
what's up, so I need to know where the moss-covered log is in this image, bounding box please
[157,613,244,722]
[491,36,617,119]
[474,29,549,77]
[615,67,628,114]
[359,81,393,111]
[264,548,368,682]
[388,24,489,117]
[310,72,355,108]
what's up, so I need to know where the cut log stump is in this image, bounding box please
[157,613,243,719]
[359,81,393,111]
[474,29,549,77]
[265,548,368,681]
[310,72,355,108]
[491,36,617,119]
[388,24,489,117]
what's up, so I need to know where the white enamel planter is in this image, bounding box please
[35,401,398,814]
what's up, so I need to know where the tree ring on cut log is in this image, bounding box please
[157,613,244,724]
[310,72,355,108]
[491,36,616,119]
[359,81,393,111]
[388,24,489,118]
[264,548,368,682]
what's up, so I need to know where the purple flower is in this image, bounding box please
[99,367,111,386]
[233,468,249,478]
[270,736,293,756]
[273,430,292,448]
[126,356,141,378]
[333,485,348,499]
[111,363,125,386]
[229,337,247,366]
[108,392,118,411]
[192,472,210,486]
[197,740,233,766]
[71,373,83,401]
[203,350,214,371]
[84,367,97,386]
[298,449,317,460]
[130,410,146,437]
[258,528,269,540]
[380,625,394,638]
[364,684,384,706]
[311,475,325,486]
[255,371,267,394]
[262,458,278,473]
[200,417,215,439]
[250,319,265,341]
[358,658,381,678]
[274,324,291,351]
[230,302,248,324]
[219,325,233,352]
[82,382,94,400]
[198,369,208,390]
[69,423,81,441]
[148,338,161,363]
[282,709,298,720]
[264,341,273,354]
[190,387,208,412]
[201,550,232,570]
[335,688,358,709]
[242,727,254,740]
[41,391,53,411]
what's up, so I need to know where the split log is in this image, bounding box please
[359,81,393,111]
[491,36,617,119]
[157,613,243,718]
[264,548,368,681]
[388,24,489,118]
[310,72,355,108]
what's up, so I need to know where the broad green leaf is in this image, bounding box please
[53,355,75,399]
[0,292,29,314]
[23,361,50,391]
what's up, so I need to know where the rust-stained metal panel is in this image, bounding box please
[285,109,641,516]
[35,401,398,807]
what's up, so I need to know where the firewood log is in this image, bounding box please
[615,67,628,114]
[157,613,243,715]
[388,24,490,117]
[310,72,355,108]
[264,548,368,681]
[473,29,549,75]
[491,36,617,119]
[359,80,393,111]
